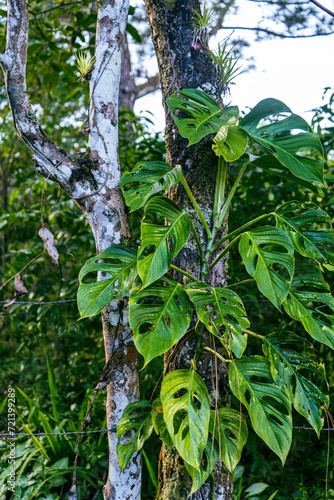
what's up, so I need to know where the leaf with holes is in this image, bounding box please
[151,398,174,449]
[167,88,239,146]
[184,437,219,495]
[282,274,334,350]
[161,369,210,469]
[229,356,292,464]
[274,201,334,266]
[263,331,328,435]
[120,161,183,212]
[210,408,248,472]
[239,226,294,309]
[239,98,324,184]
[138,197,191,288]
[77,245,137,319]
[130,276,193,366]
[186,284,249,357]
[116,401,153,471]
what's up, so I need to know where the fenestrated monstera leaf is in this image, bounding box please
[116,401,153,471]
[184,436,219,495]
[239,99,324,184]
[151,397,174,449]
[130,276,193,366]
[167,88,239,146]
[248,156,324,196]
[186,283,249,357]
[274,201,334,266]
[282,274,334,350]
[263,331,328,435]
[138,196,191,288]
[210,408,248,472]
[239,226,294,309]
[229,356,292,464]
[120,161,183,212]
[161,369,211,469]
[77,245,137,319]
[212,125,248,161]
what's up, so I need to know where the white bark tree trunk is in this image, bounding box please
[0,1,141,498]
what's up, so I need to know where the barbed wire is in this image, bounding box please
[0,425,333,440]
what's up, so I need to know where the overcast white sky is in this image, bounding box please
[135,0,334,132]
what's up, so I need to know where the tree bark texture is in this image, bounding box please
[145,1,232,499]
[0,1,141,499]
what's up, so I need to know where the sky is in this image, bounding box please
[134,0,334,132]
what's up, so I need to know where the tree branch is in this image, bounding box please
[309,0,334,17]
[136,74,161,99]
[219,25,334,38]
[0,0,96,200]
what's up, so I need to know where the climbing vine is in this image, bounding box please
[77,89,332,494]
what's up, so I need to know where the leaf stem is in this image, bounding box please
[243,329,264,339]
[181,177,212,242]
[209,234,242,270]
[212,162,248,239]
[225,278,255,289]
[203,347,231,363]
[190,221,207,271]
[170,264,197,282]
[210,212,272,254]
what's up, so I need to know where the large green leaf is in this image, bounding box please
[120,161,183,212]
[161,369,210,469]
[167,88,239,146]
[282,275,334,350]
[210,408,248,472]
[130,277,193,366]
[248,156,324,196]
[138,197,191,288]
[239,226,294,309]
[77,245,137,319]
[240,99,324,184]
[274,201,334,266]
[184,438,219,495]
[263,331,328,435]
[151,398,174,449]
[229,356,292,464]
[212,125,248,161]
[116,401,153,471]
[186,284,249,357]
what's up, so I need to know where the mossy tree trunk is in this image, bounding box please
[145,1,233,499]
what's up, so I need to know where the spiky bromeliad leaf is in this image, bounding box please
[116,401,153,471]
[167,88,239,146]
[239,226,294,309]
[263,331,328,435]
[186,284,249,357]
[274,201,334,267]
[282,275,334,350]
[151,398,174,449]
[239,98,324,184]
[229,356,292,464]
[130,276,193,366]
[120,161,183,212]
[161,369,211,469]
[138,197,191,288]
[77,245,137,319]
[211,408,248,472]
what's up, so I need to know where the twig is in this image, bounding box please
[219,25,334,38]
[0,251,45,291]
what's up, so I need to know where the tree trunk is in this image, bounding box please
[0,1,141,499]
[145,1,232,498]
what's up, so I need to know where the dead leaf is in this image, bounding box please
[68,485,77,500]
[38,225,60,266]
[4,274,28,309]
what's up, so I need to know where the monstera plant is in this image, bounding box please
[77,89,332,493]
